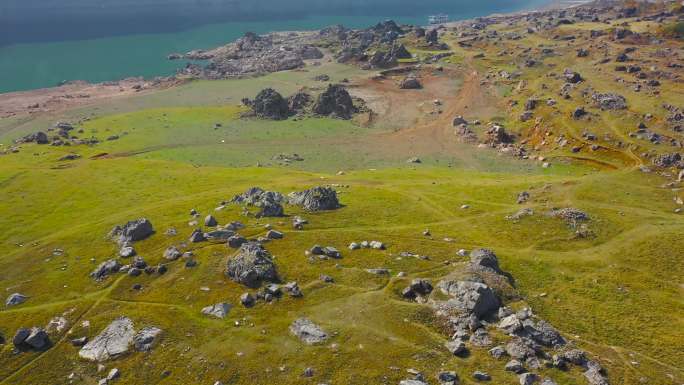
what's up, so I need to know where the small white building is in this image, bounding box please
[428,14,449,25]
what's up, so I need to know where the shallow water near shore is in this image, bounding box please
[0,0,549,93]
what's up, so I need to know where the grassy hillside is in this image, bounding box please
[1,5,683,385]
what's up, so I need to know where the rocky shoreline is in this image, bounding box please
[0,0,587,119]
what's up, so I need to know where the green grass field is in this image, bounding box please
[1,14,683,385]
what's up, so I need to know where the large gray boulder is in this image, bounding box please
[109,218,154,245]
[561,349,587,365]
[470,248,503,274]
[399,75,422,89]
[437,280,500,318]
[13,328,30,347]
[256,198,284,217]
[90,259,121,281]
[521,319,565,347]
[445,339,467,356]
[13,327,50,350]
[520,373,539,385]
[289,318,328,344]
[584,362,609,385]
[288,186,340,211]
[402,278,433,300]
[592,92,627,110]
[163,246,182,260]
[226,242,278,287]
[437,371,459,385]
[133,326,162,352]
[287,90,313,112]
[498,314,523,334]
[505,337,537,360]
[368,50,398,69]
[250,88,290,120]
[6,293,27,307]
[205,229,235,242]
[79,317,135,362]
[25,327,50,350]
[17,131,49,144]
[119,245,136,258]
[232,187,284,205]
[201,303,232,319]
[313,84,356,119]
[204,215,218,227]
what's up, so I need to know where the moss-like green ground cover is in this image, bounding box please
[1,12,683,385]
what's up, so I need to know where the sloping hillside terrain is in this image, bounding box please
[0,1,682,385]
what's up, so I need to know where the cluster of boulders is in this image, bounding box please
[244,88,290,120]
[109,218,154,246]
[401,279,433,301]
[318,20,439,69]
[307,245,342,260]
[225,242,278,288]
[348,240,385,250]
[9,121,103,154]
[175,31,323,79]
[652,152,683,168]
[418,248,610,385]
[87,218,167,281]
[78,317,162,361]
[230,185,341,216]
[242,85,359,120]
[239,280,303,308]
[549,208,590,228]
[231,187,285,217]
[452,115,479,143]
[15,131,49,145]
[288,186,341,211]
[484,123,515,146]
[591,92,627,110]
[12,327,51,351]
[312,84,359,119]
[11,315,160,369]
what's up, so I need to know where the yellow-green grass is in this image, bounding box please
[1,126,682,384]
[1,28,684,385]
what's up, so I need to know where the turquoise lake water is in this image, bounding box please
[0,1,548,93]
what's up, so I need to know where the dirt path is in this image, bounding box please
[347,62,501,163]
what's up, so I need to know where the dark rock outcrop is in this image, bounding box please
[400,75,422,89]
[248,88,290,120]
[16,132,49,145]
[226,242,278,287]
[13,327,50,350]
[90,259,121,281]
[232,187,285,217]
[652,152,682,168]
[288,186,340,211]
[437,280,501,318]
[313,84,357,119]
[592,92,627,110]
[287,90,313,113]
[470,248,504,275]
[109,218,154,245]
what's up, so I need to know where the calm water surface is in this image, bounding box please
[0,0,549,93]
